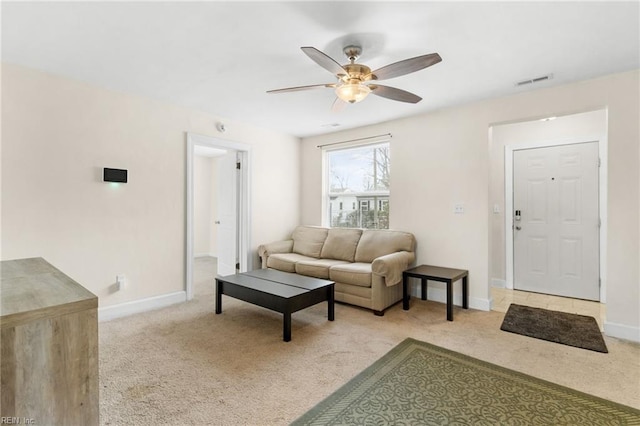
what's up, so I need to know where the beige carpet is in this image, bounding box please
[99,257,640,425]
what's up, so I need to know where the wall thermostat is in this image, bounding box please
[103,168,128,183]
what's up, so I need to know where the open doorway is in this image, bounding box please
[489,109,608,330]
[192,147,222,300]
[186,133,251,300]
[490,109,607,303]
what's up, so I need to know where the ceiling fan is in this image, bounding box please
[267,45,442,109]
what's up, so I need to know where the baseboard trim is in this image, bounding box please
[99,291,187,322]
[410,285,490,311]
[603,321,640,343]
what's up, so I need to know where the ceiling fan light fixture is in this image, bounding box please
[269,45,441,107]
[335,83,371,104]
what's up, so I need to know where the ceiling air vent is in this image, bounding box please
[515,74,553,87]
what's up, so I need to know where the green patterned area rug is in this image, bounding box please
[292,338,640,425]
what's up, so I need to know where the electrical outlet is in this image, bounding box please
[116,274,125,290]
[454,204,464,214]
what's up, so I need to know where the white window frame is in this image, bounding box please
[322,140,391,229]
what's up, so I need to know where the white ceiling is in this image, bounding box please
[2,1,639,138]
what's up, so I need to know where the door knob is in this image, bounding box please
[215,221,221,224]
[515,225,521,230]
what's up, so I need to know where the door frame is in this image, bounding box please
[505,135,607,302]
[186,132,252,300]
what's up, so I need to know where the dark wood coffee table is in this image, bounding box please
[215,269,334,342]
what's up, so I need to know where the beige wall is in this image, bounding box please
[301,70,639,339]
[303,110,493,310]
[2,62,637,339]
[1,63,301,308]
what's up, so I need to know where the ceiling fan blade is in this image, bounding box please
[301,46,348,78]
[331,97,347,113]
[267,83,336,94]
[369,84,422,103]
[371,53,442,81]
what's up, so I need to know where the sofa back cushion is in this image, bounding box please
[320,228,363,262]
[292,226,328,258]
[354,230,416,263]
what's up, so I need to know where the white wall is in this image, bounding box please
[209,157,219,257]
[301,70,639,341]
[1,63,301,308]
[193,155,215,257]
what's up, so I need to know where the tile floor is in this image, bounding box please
[491,287,606,330]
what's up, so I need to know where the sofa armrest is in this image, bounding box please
[372,251,416,287]
[258,240,294,268]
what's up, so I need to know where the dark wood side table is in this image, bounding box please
[403,265,468,321]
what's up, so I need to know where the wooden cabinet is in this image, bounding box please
[1,258,98,425]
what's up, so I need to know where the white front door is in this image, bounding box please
[215,151,238,276]
[513,142,599,300]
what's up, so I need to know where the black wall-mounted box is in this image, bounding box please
[103,168,128,183]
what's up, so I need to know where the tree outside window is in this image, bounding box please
[326,142,390,229]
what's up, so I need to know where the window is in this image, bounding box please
[325,142,390,229]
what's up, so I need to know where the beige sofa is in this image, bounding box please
[258,226,416,315]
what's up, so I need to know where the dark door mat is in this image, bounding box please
[500,303,608,353]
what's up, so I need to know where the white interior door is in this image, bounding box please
[513,142,599,300]
[216,151,238,276]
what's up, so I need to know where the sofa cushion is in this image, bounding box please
[267,253,316,273]
[329,263,372,287]
[354,230,416,263]
[320,228,363,262]
[292,226,328,258]
[295,259,349,279]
